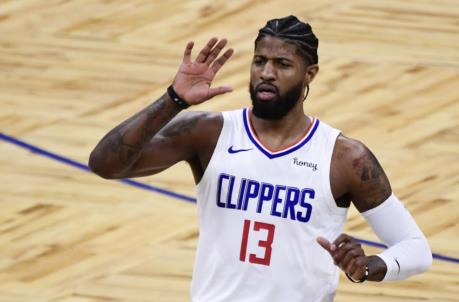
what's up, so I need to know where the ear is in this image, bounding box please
[305,64,319,85]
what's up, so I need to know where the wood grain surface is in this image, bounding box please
[0,0,458,301]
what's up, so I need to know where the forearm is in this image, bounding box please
[363,194,432,281]
[377,234,431,281]
[89,38,234,178]
[89,93,181,178]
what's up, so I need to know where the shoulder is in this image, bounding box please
[332,135,370,181]
[334,135,386,184]
[175,110,223,129]
[332,134,392,212]
[334,135,368,166]
[160,111,223,139]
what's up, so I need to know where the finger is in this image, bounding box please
[341,247,363,270]
[345,257,357,273]
[207,85,233,98]
[333,233,352,248]
[348,257,360,276]
[183,41,194,64]
[211,48,234,74]
[316,236,336,253]
[350,257,367,280]
[195,37,218,63]
[205,38,227,65]
[332,242,355,265]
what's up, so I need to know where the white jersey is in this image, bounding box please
[192,108,348,302]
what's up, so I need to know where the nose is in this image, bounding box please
[260,61,276,82]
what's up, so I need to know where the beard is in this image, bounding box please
[249,80,304,120]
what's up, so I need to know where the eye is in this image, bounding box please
[279,60,291,68]
[253,57,265,66]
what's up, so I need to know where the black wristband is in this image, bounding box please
[345,266,369,283]
[167,85,190,109]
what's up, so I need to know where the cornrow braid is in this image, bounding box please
[255,15,319,65]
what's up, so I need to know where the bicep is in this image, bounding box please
[117,113,200,178]
[124,133,193,177]
[119,111,221,179]
[343,139,392,212]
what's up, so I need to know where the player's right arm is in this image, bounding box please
[88,38,234,179]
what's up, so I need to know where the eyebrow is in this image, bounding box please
[254,54,294,62]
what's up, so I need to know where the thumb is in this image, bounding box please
[207,86,233,99]
[316,236,336,253]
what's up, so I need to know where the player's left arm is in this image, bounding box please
[318,135,432,282]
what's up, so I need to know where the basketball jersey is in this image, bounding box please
[191,108,348,302]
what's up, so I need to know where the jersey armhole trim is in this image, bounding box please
[323,130,348,216]
[195,111,229,189]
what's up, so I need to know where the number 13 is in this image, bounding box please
[239,219,275,266]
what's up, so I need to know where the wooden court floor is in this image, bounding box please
[0,0,458,301]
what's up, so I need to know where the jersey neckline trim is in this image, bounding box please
[242,108,320,159]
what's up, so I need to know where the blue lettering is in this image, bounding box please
[256,183,274,213]
[237,178,247,210]
[216,174,315,224]
[226,175,236,209]
[216,174,229,208]
[243,180,260,211]
[283,187,300,220]
[297,189,314,222]
[271,185,286,217]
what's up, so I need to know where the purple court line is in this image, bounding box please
[1,131,458,264]
[0,132,195,203]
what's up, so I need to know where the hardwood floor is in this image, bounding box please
[0,1,458,301]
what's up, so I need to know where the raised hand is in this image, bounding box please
[317,234,368,281]
[172,37,234,105]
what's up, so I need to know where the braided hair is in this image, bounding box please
[255,15,319,66]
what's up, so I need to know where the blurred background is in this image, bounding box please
[0,0,458,301]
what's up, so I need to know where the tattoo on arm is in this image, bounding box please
[352,147,392,209]
[105,131,142,165]
[161,115,199,138]
[96,94,181,167]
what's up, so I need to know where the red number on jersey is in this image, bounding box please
[239,219,275,266]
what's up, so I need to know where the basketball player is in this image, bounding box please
[89,16,432,302]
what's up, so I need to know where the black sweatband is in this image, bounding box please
[345,266,369,283]
[167,85,190,109]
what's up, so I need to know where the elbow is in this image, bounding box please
[420,254,433,274]
[88,150,120,179]
[419,238,433,273]
[409,236,432,275]
[88,150,107,178]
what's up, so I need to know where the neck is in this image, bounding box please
[249,104,311,150]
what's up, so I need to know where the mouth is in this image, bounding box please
[256,83,278,101]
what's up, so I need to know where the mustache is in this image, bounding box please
[255,82,279,94]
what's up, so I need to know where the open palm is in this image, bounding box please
[173,38,234,105]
